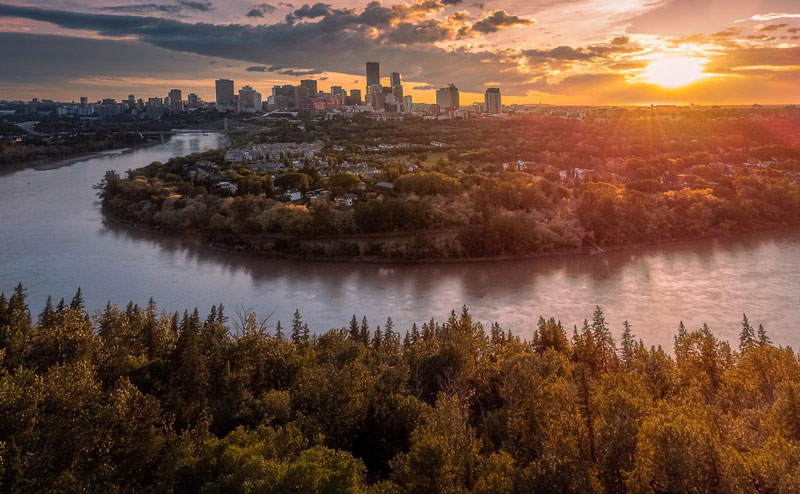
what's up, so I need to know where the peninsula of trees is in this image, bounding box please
[1,284,798,492]
[99,113,800,261]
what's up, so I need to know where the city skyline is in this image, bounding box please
[0,0,799,104]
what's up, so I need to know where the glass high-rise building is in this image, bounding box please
[215,79,235,112]
[168,89,182,113]
[436,83,460,111]
[300,79,318,96]
[366,62,380,88]
[484,87,501,114]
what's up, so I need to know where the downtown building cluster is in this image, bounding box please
[2,61,504,120]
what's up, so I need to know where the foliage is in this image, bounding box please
[1,288,799,492]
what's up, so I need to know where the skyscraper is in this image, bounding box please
[436,84,460,111]
[390,72,403,103]
[215,79,235,112]
[484,87,501,114]
[349,89,362,105]
[300,79,318,96]
[187,93,199,109]
[168,89,182,113]
[366,62,380,87]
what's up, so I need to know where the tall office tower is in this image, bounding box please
[215,79,235,112]
[300,79,318,96]
[389,72,404,103]
[80,96,88,106]
[187,93,199,109]
[368,84,384,109]
[403,95,413,113]
[366,61,380,88]
[127,94,135,109]
[435,83,460,111]
[168,89,182,113]
[484,87,501,114]
[349,89,362,105]
[238,85,262,112]
[294,85,312,110]
[331,86,343,96]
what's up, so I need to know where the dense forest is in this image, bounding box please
[1,284,799,493]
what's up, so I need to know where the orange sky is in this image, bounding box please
[0,0,799,104]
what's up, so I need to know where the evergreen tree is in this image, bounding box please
[291,309,304,344]
[38,296,56,328]
[372,325,383,350]
[359,316,369,345]
[274,320,284,339]
[620,320,636,368]
[70,287,85,311]
[757,324,771,346]
[739,313,755,352]
[591,306,616,372]
[349,315,360,340]
[410,322,420,344]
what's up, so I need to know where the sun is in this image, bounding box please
[643,57,709,88]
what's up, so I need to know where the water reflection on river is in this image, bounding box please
[1,133,799,350]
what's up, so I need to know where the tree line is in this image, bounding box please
[1,284,799,493]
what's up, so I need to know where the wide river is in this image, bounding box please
[1,132,799,350]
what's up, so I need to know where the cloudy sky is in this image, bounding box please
[1,0,799,104]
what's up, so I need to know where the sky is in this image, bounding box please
[0,0,799,105]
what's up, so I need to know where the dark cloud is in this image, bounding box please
[382,19,455,44]
[470,9,533,34]
[706,46,800,72]
[0,2,540,94]
[245,65,323,76]
[276,68,324,76]
[100,0,211,15]
[99,3,182,14]
[0,31,220,92]
[609,61,648,70]
[532,72,624,93]
[246,3,276,17]
[178,0,212,11]
[758,23,787,32]
[287,2,337,22]
[441,0,462,4]
[523,38,640,68]
[413,84,437,90]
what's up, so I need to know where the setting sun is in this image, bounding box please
[643,57,709,88]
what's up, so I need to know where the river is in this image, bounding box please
[1,132,799,350]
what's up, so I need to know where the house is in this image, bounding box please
[288,190,303,202]
[335,193,357,207]
[215,181,238,193]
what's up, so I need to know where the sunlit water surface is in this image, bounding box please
[1,133,799,350]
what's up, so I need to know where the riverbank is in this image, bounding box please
[103,210,800,265]
[0,137,169,175]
